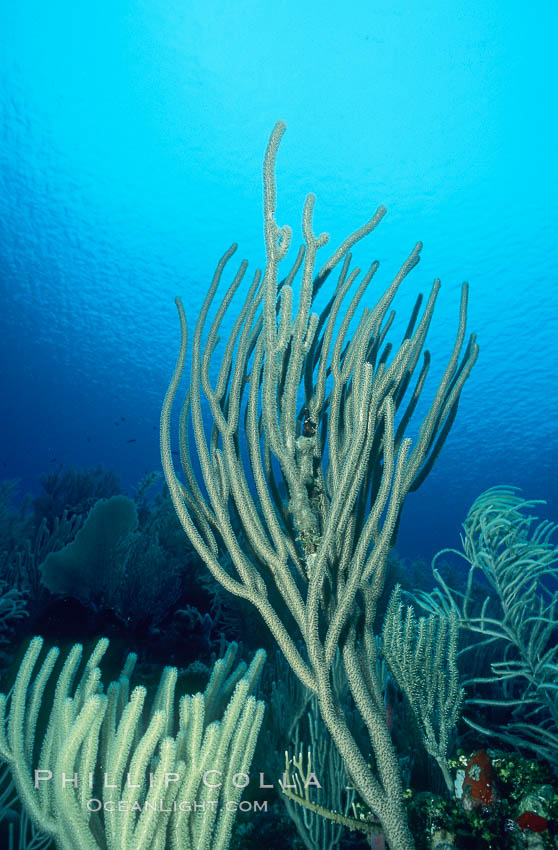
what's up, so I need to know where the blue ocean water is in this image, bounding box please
[0,0,556,564]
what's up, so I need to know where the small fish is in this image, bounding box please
[126,438,137,443]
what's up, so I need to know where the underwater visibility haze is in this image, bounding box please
[0,2,557,849]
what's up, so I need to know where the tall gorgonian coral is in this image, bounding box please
[161,121,478,850]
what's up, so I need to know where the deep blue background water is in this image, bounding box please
[1,1,556,563]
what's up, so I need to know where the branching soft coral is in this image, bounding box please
[416,486,558,772]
